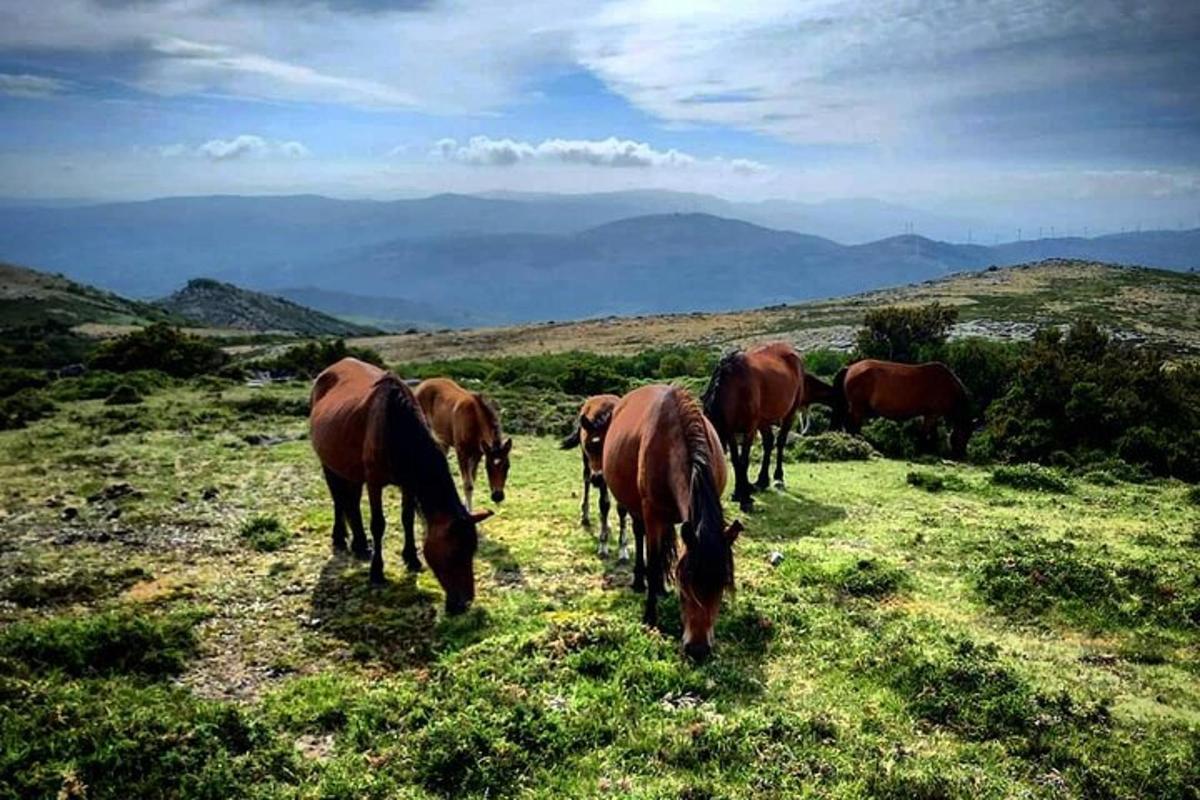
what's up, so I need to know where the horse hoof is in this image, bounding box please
[773,479,785,488]
[618,548,630,563]
[739,500,755,513]
[351,547,372,562]
[598,545,608,559]
[332,539,348,554]
[632,579,646,594]
[580,517,591,528]
[369,572,386,586]
[404,558,423,573]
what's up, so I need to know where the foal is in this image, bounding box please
[560,394,628,559]
[415,378,512,510]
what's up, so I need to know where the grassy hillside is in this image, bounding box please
[354,259,1200,363]
[157,278,381,336]
[1,382,1197,797]
[0,261,171,329]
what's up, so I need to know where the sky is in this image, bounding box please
[0,0,1198,234]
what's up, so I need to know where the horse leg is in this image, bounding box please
[755,424,775,491]
[642,518,670,627]
[342,479,369,560]
[458,447,475,511]
[921,415,938,453]
[579,451,591,527]
[616,504,629,563]
[631,515,646,593]
[727,436,743,501]
[597,478,611,558]
[322,467,348,553]
[737,431,755,511]
[366,483,387,585]
[400,488,422,572]
[774,412,796,486]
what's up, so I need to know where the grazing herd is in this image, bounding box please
[310,343,973,659]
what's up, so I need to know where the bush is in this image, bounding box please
[906,470,967,493]
[854,303,958,362]
[251,339,385,379]
[861,418,922,460]
[991,463,1071,493]
[47,369,171,402]
[0,367,48,398]
[104,384,143,405]
[1187,486,1200,507]
[240,515,291,552]
[835,559,908,598]
[89,323,228,378]
[788,432,877,462]
[804,348,850,377]
[226,393,309,418]
[0,609,201,678]
[0,388,55,430]
[0,320,95,369]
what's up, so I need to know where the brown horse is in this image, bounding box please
[831,359,973,458]
[798,373,838,434]
[415,378,512,510]
[603,384,743,661]
[310,358,492,613]
[701,341,806,509]
[560,394,629,559]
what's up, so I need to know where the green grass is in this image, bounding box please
[0,382,1198,798]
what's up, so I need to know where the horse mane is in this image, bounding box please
[472,391,502,446]
[377,376,467,520]
[700,350,746,449]
[670,387,734,598]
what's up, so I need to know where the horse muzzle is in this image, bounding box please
[683,640,712,663]
[491,489,505,503]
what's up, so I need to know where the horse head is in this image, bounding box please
[483,438,512,503]
[579,409,613,485]
[425,508,492,613]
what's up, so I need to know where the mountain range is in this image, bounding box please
[0,192,1196,327]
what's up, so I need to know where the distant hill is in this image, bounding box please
[0,261,171,329]
[274,287,490,331]
[357,259,1200,365]
[0,194,1197,322]
[155,278,380,336]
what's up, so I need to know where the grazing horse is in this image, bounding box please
[831,359,973,458]
[309,358,491,613]
[603,384,743,661]
[701,342,806,509]
[415,378,512,510]
[798,373,838,434]
[560,394,629,559]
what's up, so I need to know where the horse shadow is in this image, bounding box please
[478,531,525,588]
[311,554,439,668]
[737,486,845,542]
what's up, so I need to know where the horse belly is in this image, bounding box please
[755,362,800,422]
[311,400,368,483]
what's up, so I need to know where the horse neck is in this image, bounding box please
[381,381,465,519]
[671,388,725,547]
[470,393,500,449]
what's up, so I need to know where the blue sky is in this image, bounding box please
[0,0,1197,231]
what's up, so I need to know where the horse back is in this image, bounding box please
[745,342,805,421]
[846,359,965,418]
[310,358,387,483]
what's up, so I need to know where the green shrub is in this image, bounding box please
[0,320,95,369]
[89,323,228,378]
[48,369,171,402]
[803,348,849,376]
[2,566,148,608]
[0,388,55,430]
[0,609,201,678]
[788,432,877,462]
[250,339,385,379]
[835,559,908,598]
[854,303,958,362]
[1187,486,1200,506]
[862,418,921,459]
[104,384,143,405]
[0,367,48,398]
[906,470,967,492]
[991,463,1071,493]
[226,393,309,418]
[240,515,291,552]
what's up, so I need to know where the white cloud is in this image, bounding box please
[0,72,70,97]
[431,135,762,171]
[159,135,311,161]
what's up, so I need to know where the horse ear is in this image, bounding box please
[579,415,595,433]
[469,510,494,524]
[680,521,697,547]
[501,438,512,454]
[724,520,744,544]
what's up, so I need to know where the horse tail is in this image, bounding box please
[674,388,733,595]
[830,366,849,430]
[701,350,744,450]
[560,426,581,450]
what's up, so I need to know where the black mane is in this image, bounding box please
[701,350,746,449]
[378,376,467,521]
[672,387,734,598]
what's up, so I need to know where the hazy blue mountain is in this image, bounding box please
[0,193,1196,325]
[274,287,490,330]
